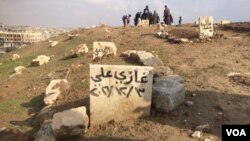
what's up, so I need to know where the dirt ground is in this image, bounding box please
[0,22,250,141]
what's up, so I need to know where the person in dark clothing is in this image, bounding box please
[142,5,150,20]
[179,16,182,25]
[153,10,160,24]
[122,14,131,27]
[134,12,142,26]
[144,5,149,15]
[170,14,173,25]
[149,11,154,25]
[163,5,172,25]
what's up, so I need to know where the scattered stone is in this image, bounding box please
[228,73,250,86]
[173,38,189,43]
[192,93,197,97]
[70,44,89,57]
[35,120,56,141]
[204,137,214,141]
[195,124,210,132]
[49,40,58,47]
[52,107,89,138]
[156,32,169,39]
[191,131,202,138]
[10,66,26,78]
[185,101,194,106]
[0,127,6,132]
[130,51,164,66]
[68,34,79,40]
[31,55,50,66]
[44,79,69,105]
[153,66,173,77]
[218,112,223,116]
[152,76,186,112]
[93,42,117,60]
[12,54,20,60]
[120,50,138,57]
[37,106,56,124]
[220,20,231,25]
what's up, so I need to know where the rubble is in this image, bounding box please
[12,54,20,60]
[52,107,89,138]
[44,79,69,105]
[195,124,210,132]
[129,51,164,66]
[70,44,89,57]
[191,131,202,138]
[10,66,26,78]
[31,55,50,66]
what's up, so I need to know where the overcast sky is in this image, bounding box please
[0,0,250,28]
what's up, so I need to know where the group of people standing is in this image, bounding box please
[134,6,160,26]
[123,5,178,27]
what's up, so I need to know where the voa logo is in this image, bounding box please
[226,129,247,136]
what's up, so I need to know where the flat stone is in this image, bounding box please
[191,131,202,138]
[93,42,117,60]
[36,106,56,124]
[10,66,26,78]
[44,79,69,105]
[90,65,153,126]
[130,51,164,66]
[71,44,88,57]
[52,107,89,138]
[185,101,194,106]
[0,127,6,132]
[173,38,189,43]
[195,124,210,132]
[31,55,50,66]
[12,54,20,60]
[152,76,185,112]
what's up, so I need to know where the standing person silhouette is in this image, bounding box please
[163,5,172,25]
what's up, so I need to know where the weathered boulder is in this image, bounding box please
[191,131,202,138]
[10,66,26,78]
[173,38,189,43]
[12,54,20,60]
[228,73,250,86]
[31,55,50,66]
[130,51,164,66]
[152,75,185,112]
[49,40,58,47]
[120,50,138,58]
[35,120,56,141]
[14,66,26,74]
[93,42,117,60]
[44,79,69,105]
[156,32,169,39]
[70,44,88,57]
[52,107,89,138]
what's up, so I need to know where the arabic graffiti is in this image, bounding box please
[90,67,151,98]
[94,46,111,59]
